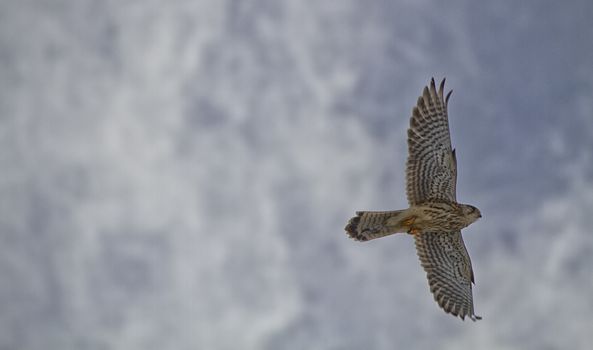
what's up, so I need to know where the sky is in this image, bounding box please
[1,1,593,349]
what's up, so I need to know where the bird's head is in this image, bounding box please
[460,204,482,225]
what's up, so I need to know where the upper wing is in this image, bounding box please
[406,78,457,206]
[414,230,481,321]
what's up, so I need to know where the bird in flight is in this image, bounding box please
[345,78,482,321]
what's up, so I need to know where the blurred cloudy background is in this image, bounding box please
[1,0,593,349]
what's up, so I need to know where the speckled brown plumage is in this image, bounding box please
[345,78,482,321]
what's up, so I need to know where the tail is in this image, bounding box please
[344,210,408,241]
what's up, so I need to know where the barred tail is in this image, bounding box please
[344,210,408,241]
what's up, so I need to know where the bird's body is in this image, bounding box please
[346,201,480,241]
[344,78,482,321]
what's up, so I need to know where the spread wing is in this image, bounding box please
[414,230,481,321]
[406,78,457,206]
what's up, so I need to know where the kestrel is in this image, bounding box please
[345,78,482,321]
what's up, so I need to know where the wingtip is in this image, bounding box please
[459,313,482,322]
[445,89,453,104]
[423,86,430,96]
[469,314,483,322]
